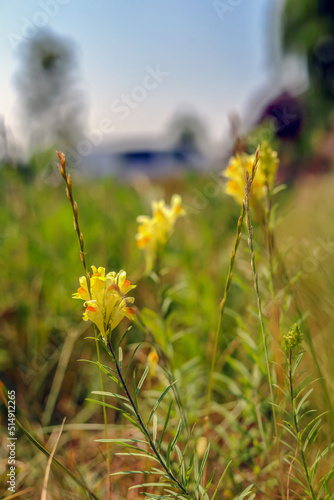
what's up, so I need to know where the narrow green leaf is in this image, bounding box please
[147,381,178,426]
[175,425,195,480]
[153,414,158,443]
[78,358,118,378]
[125,343,142,382]
[201,468,215,498]
[185,453,194,487]
[85,398,130,416]
[211,461,231,500]
[198,443,210,484]
[166,437,173,470]
[129,482,175,490]
[159,401,173,450]
[292,353,304,376]
[117,326,132,351]
[132,368,138,411]
[91,390,128,402]
[235,484,255,499]
[115,452,160,463]
[137,366,150,395]
[96,438,148,445]
[296,388,313,415]
[193,453,199,499]
[171,419,182,452]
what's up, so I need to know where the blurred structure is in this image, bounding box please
[167,112,208,157]
[14,30,86,155]
[78,112,209,179]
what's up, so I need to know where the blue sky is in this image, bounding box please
[0,0,285,148]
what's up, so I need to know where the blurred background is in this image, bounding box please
[0,0,319,177]
[1,0,334,178]
[1,1,334,497]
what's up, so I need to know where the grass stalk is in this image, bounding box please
[244,149,285,497]
[206,148,260,419]
[57,151,112,500]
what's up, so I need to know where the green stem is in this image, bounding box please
[264,181,285,500]
[245,198,273,455]
[288,350,316,500]
[207,205,246,418]
[134,311,189,433]
[95,330,112,496]
[265,182,275,292]
[207,149,260,419]
[107,339,193,499]
[244,151,282,490]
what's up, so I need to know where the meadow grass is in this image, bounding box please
[0,145,333,499]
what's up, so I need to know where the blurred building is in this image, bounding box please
[78,136,209,179]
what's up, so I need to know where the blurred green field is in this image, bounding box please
[1,152,334,499]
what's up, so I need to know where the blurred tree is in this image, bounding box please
[283,0,334,134]
[168,113,207,155]
[14,30,86,154]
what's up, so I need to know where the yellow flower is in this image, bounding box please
[73,266,136,339]
[223,142,279,206]
[147,348,159,377]
[136,195,185,274]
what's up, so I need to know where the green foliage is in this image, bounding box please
[1,147,334,499]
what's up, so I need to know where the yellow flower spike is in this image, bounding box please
[259,141,279,187]
[223,144,279,206]
[74,266,136,340]
[136,195,185,274]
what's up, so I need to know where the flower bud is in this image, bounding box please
[283,324,303,351]
[67,173,72,193]
[56,151,66,168]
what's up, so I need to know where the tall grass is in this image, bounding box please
[0,145,333,499]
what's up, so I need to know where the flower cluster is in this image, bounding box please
[73,266,136,339]
[283,323,303,351]
[223,142,279,206]
[136,195,185,274]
